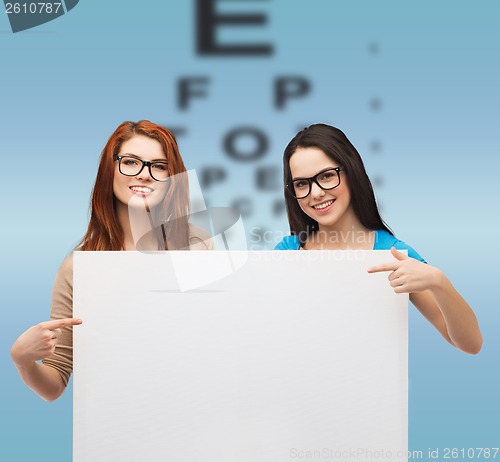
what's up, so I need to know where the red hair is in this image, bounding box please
[78,121,191,250]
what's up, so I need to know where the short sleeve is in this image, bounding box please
[41,255,74,386]
[392,239,426,263]
[374,230,426,263]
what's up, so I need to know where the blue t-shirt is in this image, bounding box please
[274,229,425,262]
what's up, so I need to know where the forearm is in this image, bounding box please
[431,272,483,354]
[13,360,66,402]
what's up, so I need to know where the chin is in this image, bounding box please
[314,213,342,228]
[127,194,164,210]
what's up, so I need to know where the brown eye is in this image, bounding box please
[294,180,308,189]
[152,163,168,172]
[319,172,334,181]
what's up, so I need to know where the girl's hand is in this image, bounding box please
[367,247,441,294]
[11,318,82,367]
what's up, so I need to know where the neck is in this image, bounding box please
[116,201,159,250]
[310,211,373,250]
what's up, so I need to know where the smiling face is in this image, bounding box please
[289,147,360,233]
[113,135,169,211]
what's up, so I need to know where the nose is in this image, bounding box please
[136,163,153,181]
[310,181,325,199]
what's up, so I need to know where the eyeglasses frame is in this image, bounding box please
[114,155,170,182]
[286,167,344,199]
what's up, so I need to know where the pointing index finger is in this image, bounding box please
[367,262,400,273]
[41,318,83,330]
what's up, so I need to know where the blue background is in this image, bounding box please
[1,1,499,460]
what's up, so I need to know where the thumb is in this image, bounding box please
[391,246,408,261]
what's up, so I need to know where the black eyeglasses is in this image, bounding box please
[286,167,344,199]
[114,155,169,182]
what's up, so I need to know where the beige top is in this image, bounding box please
[42,225,213,386]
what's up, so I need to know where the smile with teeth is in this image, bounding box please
[313,199,334,210]
[130,186,154,194]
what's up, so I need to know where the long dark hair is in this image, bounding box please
[78,120,190,250]
[283,124,391,243]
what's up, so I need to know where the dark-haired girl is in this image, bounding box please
[275,124,482,354]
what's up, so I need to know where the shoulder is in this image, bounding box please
[54,253,74,286]
[188,224,214,250]
[274,235,300,250]
[374,230,426,262]
[50,253,74,317]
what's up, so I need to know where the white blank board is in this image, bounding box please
[73,251,408,462]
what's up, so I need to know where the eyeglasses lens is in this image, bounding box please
[292,169,340,199]
[119,157,169,181]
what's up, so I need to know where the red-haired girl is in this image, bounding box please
[11,121,212,401]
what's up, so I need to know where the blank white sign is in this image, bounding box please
[73,251,408,462]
